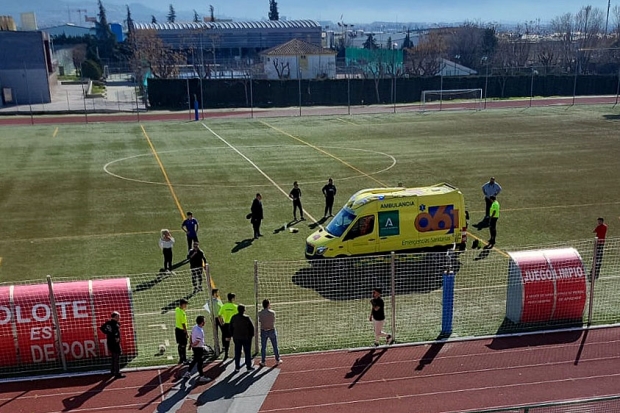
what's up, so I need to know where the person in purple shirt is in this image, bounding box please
[181,211,199,251]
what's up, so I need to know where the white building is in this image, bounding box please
[261,38,336,80]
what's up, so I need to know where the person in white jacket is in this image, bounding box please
[159,229,175,272]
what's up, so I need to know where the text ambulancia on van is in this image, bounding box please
[305,183,467,259]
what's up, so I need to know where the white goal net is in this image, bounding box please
[421,88,483,111]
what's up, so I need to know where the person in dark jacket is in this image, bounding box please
[100,311,125,379]
[250,193,264,239]
[322,178,337,218]
[230,304,255,372]
[187,242,206,293]
[289,181,304,221]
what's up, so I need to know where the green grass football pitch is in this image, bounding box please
[2,105,620,290]
[1,105,620,364]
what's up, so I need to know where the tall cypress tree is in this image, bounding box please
[167,4,176,23]
[268,0,279,21]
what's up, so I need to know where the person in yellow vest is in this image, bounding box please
[218,293,238,360]
[175,299,189,364]
[485,196,500,249]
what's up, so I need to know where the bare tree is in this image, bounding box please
[405,31,446,76]
[535,41,561,74]
[272,58,290,79]
[129,29,184,80]
[574,6,605,73]
[72,44,87,76]
[550,13,576,72]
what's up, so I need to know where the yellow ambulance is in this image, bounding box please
[305,183,467,258]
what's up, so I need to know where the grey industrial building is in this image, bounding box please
[0,30,55,107]
[133,19,322,58]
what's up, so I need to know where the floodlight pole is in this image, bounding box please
[482,56,488,109]
[298,55,302,117]
[529,66,535,107]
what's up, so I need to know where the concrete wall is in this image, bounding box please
[0,31,52,105]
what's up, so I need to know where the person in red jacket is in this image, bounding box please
[591,217,608,281]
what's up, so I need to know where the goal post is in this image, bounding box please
[420,88,483,111]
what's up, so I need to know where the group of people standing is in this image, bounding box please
[248,178,337,240]
[157,211,207,293]
[174,290,282,381]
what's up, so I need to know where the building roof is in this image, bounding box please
[134,19,320,31]
[262,38,336,56]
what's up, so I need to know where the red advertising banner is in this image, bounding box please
[545,249,587,320]
[506,248,587,324]
[0,278,136,369]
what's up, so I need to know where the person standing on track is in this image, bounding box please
[183,315,211,383]
[289,181,304,221]
[218,293,238,360]
[322,178,337,218]
[181,212,199,252]
[230,304,255,372]
[100,311,125,379]
[369,288,392,346]
[258,299,282,367]
[175,299,189,364]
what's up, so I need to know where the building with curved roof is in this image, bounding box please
[134,19,322,58]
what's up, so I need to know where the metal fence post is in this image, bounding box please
[46,275,67,371]
[254,260,260,354]
[205,264,220,354]
[390,252,396,341]
[587,237,599,325]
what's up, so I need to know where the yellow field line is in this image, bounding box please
[259,120,388,187]
[52,127,59,138]
[140,125,185,220]
[0,257,3,268]
[140,125,215,289]
[0,230,185,244]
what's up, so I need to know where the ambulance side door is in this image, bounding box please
[342,215,378,255]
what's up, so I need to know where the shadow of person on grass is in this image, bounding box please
[160,292,195,314]
[231,238,254,253]
[308,216,328,230]
[273,220,299,234]
[61,375,113,411]
[473,249,491,261]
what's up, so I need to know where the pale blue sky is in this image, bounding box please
[130,0,611,24]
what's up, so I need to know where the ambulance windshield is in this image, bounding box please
[325,208,356,237]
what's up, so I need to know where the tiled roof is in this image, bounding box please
[134,19,320,31]
[261,39,336,56]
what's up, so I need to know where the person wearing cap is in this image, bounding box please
[485,196,500,249]
[175,299,189,364]
[187,241,206,293]
[181,211,199,252]
[481,177,502,222]
[100,311,125,379]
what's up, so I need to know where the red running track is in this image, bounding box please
[1,327,619,413]
[0,95,618,126]
[259,327,620,413]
